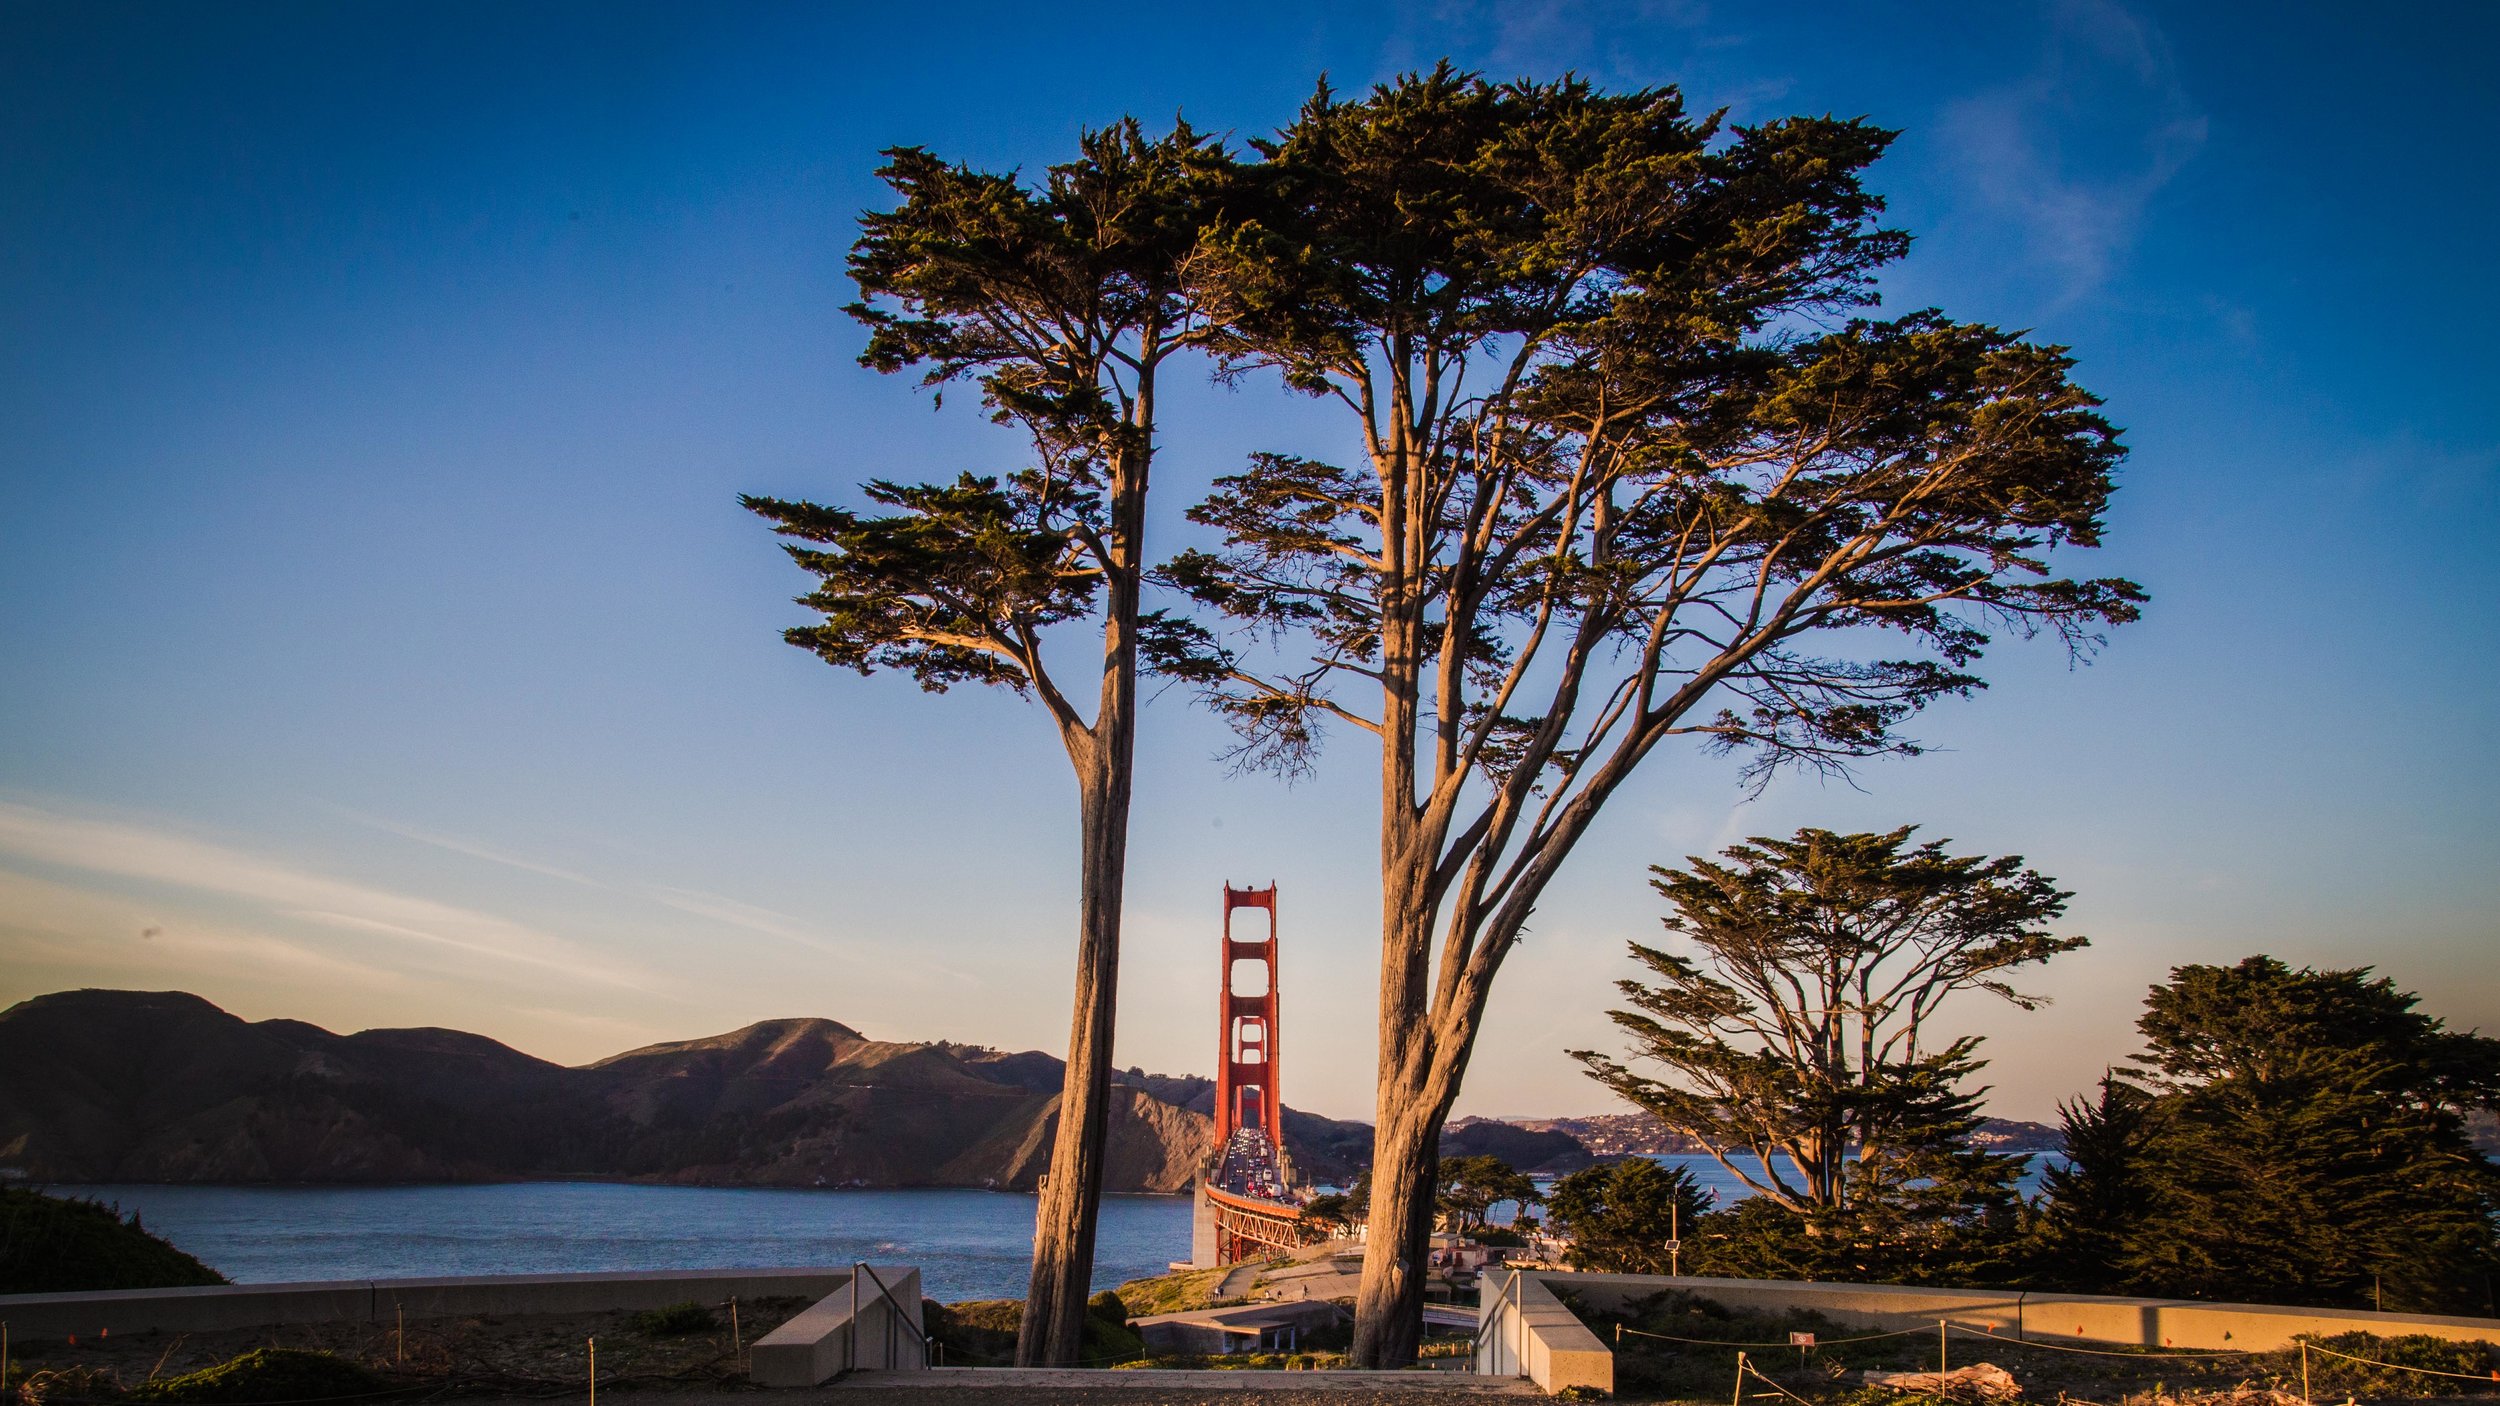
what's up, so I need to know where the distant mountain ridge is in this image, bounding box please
[0,990,1374,1191]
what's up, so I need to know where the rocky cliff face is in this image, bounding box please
[0,990,1354,1193]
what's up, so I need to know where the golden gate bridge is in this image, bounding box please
[1188,884,1327,1267]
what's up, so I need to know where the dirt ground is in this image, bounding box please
[4,1298,815,1399]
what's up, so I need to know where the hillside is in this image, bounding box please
[0,990,1343,1192]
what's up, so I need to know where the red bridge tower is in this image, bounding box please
[1193,884,1316,1265]
[1215,884,1281,1150]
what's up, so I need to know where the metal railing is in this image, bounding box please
[1473,1267,1523,1377]
[846,1262,933,1372]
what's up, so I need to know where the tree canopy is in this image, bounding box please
[2044,958,2500,1314]
[1545,1158,1713,1276]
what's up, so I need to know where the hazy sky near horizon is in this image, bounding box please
[3,1,2494,1123]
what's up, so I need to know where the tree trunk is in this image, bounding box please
[1016,405,1149,1367]
[1017,745,1131,1364]
[1351,1089,1442,1366]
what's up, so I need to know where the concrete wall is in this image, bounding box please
[0,1267,850,1339]
[1191,1178,1218,1268]
[748,1266,924,1386]
[1507,1272,2500,1356]
[1476,1268,1613,1395]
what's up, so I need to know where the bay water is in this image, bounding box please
[53,1154,2058,1302]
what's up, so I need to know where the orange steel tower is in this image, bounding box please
[1214,885,1281,1147]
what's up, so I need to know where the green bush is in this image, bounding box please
[626,1300,716,1336]
[2275,1332,2500,1398]
[924,1298,1143,1367]
[127,1349,382,1404]
[0,1187,225,1294]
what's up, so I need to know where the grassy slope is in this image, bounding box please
[0,1186,226,1293]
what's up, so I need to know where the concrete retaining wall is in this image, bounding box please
[1475,1268,1612,1395]
[1543,1274,2500,1352]
[0,1267,850,1339]
[749,1266,923,1385]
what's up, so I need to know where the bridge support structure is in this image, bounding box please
[1190,884,1321,1267]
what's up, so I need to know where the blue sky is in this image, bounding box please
[2,0,2493,1121]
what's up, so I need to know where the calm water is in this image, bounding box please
[57,1155,2061,1300]
[49,1183,1192,1303]
[1637,1152,2065,1208]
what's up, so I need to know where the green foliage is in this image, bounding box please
[1299,1191,1355,1236]
[1086,1289,1130,1325]
[1574,829,2072,1282]
[2280,1332,2500,1397]
[125,1349,381,1405]
[2031,1073,2159,1291]
[0,1187,225,1293]
[626,1300,716,1336]
[1436,1154,1539,1233]
[924,1297,1140,1366]
[2052,957,2500,1315]
[1546,1158,1712,1275]
[746,119,1234,707]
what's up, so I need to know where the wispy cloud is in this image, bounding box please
[0,798,661,992]
[328,807,603,887]
[0,867,410,991]
[1938,0,2207,305]
[331,805,865,959]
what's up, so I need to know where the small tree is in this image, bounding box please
[1545,1159,1713,1275]
[1575,828,2079,1278]
[1300,1191,1355,1237]
[2106,957,2500,1313]
[745,121,1231,1365]
[1436,1154,1540,1235]
[1160,67,2139,1363]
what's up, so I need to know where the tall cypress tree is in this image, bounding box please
[745,120,1232,1365]
[1162,65,2141,1362]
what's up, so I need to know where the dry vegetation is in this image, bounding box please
[1566,1290,2500,1405]
[4,1298,814,1403]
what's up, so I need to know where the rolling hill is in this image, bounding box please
[0,989,1360,1191]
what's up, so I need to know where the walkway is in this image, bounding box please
[837,1369,1536,1398]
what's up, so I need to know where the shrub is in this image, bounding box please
[126,1349,383,1404]
[627,1301,716,1336]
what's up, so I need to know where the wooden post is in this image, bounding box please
[587,1337,596,1406]
[2302,1341,2312,1405]
[1939,1320,1948,1375]
[1670,1199,1681,1279]
[395,1303,404,1365]
[729,1297,741,1366]
[1733,1349,1747,1406]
